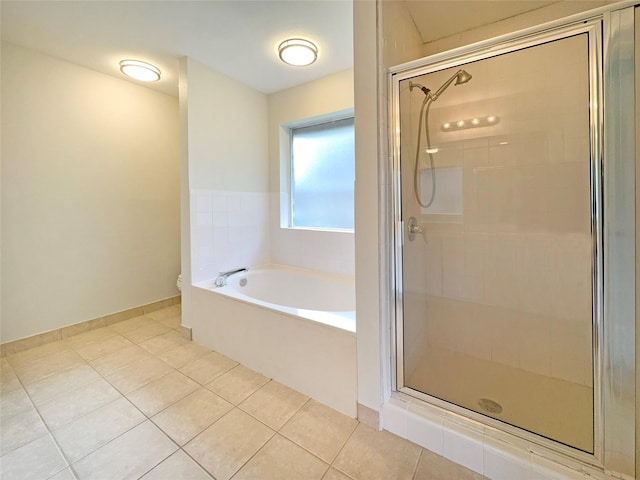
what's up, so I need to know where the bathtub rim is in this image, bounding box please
[194,264,356,334]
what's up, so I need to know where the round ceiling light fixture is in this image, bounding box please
[278,38,318,66]
[119,59,161,82]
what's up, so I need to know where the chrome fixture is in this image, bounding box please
[409,69,472,208]
[407,216,425,242]
[215,268,248,287]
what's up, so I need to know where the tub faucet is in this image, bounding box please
[215,268,248,287]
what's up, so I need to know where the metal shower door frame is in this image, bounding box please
[388,6,636,476]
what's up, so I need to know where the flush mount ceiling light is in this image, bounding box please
[119,60,161,82]
[278,38,318,66]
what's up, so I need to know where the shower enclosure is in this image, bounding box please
[390,8,635,471]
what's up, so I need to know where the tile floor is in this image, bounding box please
[0,305,487,480]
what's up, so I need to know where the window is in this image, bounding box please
[289,116,355,230]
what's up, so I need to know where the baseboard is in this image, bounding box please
[1,295,182,357]
[357,402,381,429]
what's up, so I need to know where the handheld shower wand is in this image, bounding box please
[410,69,472,208]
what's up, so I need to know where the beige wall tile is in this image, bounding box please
[184,408,274,480]
[152,388,233,445]
[102,307,145,327]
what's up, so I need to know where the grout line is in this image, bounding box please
[5,362,78,480]
[411,448,425,480]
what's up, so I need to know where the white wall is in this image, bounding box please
[182,58,270,296]
[268,69,355,276]
[353,0,423,422]
[1,43,180,343]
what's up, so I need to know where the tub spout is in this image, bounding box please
[215,268,248,287]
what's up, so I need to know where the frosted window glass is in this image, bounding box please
[291,117,355,229]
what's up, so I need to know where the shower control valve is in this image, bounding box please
[407,216,424,242]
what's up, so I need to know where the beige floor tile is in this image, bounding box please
[109,315,156,334]
[147,308,182,330]
[239,380,309,430]
[323,468,354,480]
[280,399,358,462]
[414,449,488,480]
[73,420,177,480]
[0,434,68,480]
[152,387,233,445]
[139,331,189,355]
[184,408,274,480]
[179,351,238,384]
[53,397,145,462]
[333,423,422,480]
[0,407,49,455]
[233,434,329,480]
[61,327,118,350]
[121,323,172,344]
[5,342,66,369]
[205,364,270,405]
[105,356,173,394]
[140,450,212,479]
[156,342,211,369]
[38,378,121,430]
[10,349,85,385]
[73,334,133,361]
[89,344,153,376]
[1,360,23,393]
[126,371,199,416]
[49,468,77,480]
[26,364,102,406]
[0,386,33,419]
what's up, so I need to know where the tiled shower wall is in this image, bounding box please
[400,35,593,388]
[190,189,270,284]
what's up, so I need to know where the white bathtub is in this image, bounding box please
[192,264,357,416]
[201,265,355,333]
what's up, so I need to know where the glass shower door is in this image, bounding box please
[396,33,596,452]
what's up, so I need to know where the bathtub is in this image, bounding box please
[192,264,357,416]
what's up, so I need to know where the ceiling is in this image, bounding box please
[1,1,608,98]
[406,1,558,43]
[0,0,354,96]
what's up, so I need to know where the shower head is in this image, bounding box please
[455,69,472,85]
[432,69,472,101]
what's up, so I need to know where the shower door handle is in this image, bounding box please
[407,217,424,242]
